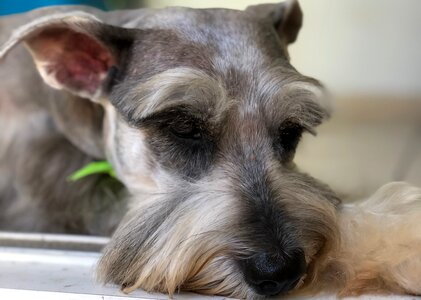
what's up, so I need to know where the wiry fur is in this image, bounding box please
[294,182,421,298]
[0,2,420,299]
[334,182,421,296]
[98,182,421,298]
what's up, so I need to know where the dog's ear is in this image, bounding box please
[246,0,303,44]
[0,11,132,100]
[0,11,133,158]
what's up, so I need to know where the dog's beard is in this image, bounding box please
[97,172,340,299]
[97,178,255,298]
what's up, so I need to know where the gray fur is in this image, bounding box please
[0,1,341,298]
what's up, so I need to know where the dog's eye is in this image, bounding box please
[280,124,302,148]
[275,122,303,161]
[169,121,203,140]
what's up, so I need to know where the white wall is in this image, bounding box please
[290,0,421,97]
[143,0,421,97]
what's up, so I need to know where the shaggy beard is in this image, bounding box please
[97,173,341,299]
[97,179,257,298]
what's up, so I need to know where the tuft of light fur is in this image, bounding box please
[303,182,421,297]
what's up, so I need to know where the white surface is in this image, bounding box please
[0,247,219,300]
[0,246,418,300]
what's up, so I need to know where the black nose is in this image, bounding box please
[242,249,306,296]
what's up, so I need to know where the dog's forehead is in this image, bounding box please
[123,7,288,77]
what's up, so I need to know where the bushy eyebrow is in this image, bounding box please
[110,63,329,134]
[270,84,329,132]
[254,65,331,132]
[109,67,228,126]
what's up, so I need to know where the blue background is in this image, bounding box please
[0,0,107,15]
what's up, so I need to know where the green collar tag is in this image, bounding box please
[68,161,116,181]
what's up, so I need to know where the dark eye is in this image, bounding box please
[275,122,303,161]
[169,121,203,140]
[280,124,302,148]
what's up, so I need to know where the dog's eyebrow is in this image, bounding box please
[111,67,228,125]
[255,65,331,131]
[272,82,330,132]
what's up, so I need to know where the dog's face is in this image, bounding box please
[1,1,340,298]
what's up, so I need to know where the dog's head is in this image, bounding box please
[1,1,340,297]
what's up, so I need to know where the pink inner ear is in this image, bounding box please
[30,28,115,96]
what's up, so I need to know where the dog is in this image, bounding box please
[0,1,420,298]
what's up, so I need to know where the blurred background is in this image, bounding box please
[1,0,421,199]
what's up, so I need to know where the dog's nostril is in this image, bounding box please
[242,249,306,296]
